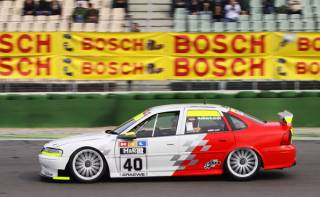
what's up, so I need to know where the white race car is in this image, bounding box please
[39,104,296,182]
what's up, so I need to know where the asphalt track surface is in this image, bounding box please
[0,140,319,197]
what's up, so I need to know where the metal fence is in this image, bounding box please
[0,80,319,92]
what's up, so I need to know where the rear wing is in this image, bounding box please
[278,110,293,126]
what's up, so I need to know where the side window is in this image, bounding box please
[132,115,156,138]
[185,110,227,134]
[225,113,247,130]
[131,111,180,138]
[153,112,179,137]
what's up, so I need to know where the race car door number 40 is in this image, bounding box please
[120,156,147,177]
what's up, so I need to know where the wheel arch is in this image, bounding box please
[223,146,265,170]
[66,146,110,178]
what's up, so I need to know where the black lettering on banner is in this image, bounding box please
[123,158,143,171]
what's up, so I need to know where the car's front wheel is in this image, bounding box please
[70,148,106,183]
[226,148,260,181]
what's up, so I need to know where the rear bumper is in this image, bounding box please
[263,144,296,170]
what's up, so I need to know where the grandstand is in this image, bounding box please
[174,0,318,32]
[0,0,319,92]
[0,0,317,32]
[0,0,173,32]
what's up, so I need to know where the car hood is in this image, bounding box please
[45,131,117,148]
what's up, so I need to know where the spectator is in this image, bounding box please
[262,0,275,14]
[212,1,224,22]
[36,0,51,15]
[213,0,226,5]
[50,0,62,15]
[113,0,129,13]
[23,0,35,15]
[188,0,201,15]
[239,0,250,14]
[76,0,89,7]
[72,3,87,22]
[224,0,241,22]
[200,0,212,13]
[130,22,141,32]
[171,0,187,16]
[86,3,99,23]
[287,0,302,14]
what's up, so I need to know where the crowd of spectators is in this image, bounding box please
[263,0,302,14]
[23,0,61,16]
[72,0,128,23]
[21,0,303,28]
[22,0,129,23]
[172,0,303,22]
[171,0,250,21]
[72,1,99,23]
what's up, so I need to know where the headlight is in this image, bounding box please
[40,147,63,157]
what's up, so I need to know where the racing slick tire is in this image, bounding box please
[225,148,261,181]
[69,147,107,183]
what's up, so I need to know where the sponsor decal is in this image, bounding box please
[121,172,146,177]
[120,147,146,155]
[198,116,222,120]
[118,140,147,148]
[119,142,128,147]
[128,141,136,147]
[137,140,147,147]
[204,160,221,170]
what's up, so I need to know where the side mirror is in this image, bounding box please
[118,131,137,140]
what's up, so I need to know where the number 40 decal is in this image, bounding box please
[123,158,143,171]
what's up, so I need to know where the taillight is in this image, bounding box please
[281,130,292,145]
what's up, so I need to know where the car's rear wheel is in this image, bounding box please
[226,148,260,181]
[70,148,106,183]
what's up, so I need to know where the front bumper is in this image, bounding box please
[38,153,69,178]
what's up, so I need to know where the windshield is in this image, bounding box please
[231,108,265,124]
[113,119,137,134]
[113,110,151,134]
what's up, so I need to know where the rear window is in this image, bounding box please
[224,113,247,131]
[230,108,265,124]
[185,110,227,134]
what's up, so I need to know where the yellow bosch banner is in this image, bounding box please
[169,56,273,80]
[271,32,320,57]
[0,56,58,79]
[168,32,272,57]
[0,32,319,80]
[0,32,59,56]
[58,56,273,80]
[273,56,320,80]
[59,56,170,80]
[60,32,167,56]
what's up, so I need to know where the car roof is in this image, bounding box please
[149,104,230,113]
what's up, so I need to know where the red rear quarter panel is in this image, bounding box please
[229,112,296,170]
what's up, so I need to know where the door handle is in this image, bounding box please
[218,139,227,142]
[166,143,175,146]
